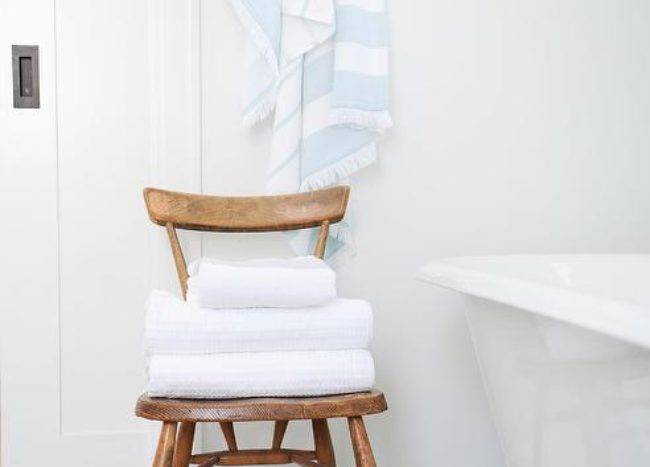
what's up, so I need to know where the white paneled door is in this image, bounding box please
[0,0,202,465]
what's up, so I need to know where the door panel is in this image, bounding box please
[56,0,151,435]
[0,0,63,465]
[1,0,202,464]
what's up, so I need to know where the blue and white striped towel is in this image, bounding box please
[230,0,392,259]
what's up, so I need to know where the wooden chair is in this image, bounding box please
[136,185,387,467]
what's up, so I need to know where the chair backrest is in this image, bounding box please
[143,186,350,297]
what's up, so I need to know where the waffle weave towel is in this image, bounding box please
[147,349,375,398]
[145,289,373,355]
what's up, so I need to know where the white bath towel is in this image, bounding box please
[147,350,375,398]
[186,256,336,309]
[145,290,373,355]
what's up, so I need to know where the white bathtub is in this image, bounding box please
[419,255,650,467]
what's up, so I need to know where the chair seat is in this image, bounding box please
[136,390,387,422]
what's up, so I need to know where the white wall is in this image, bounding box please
[4,0,647,465]
[192,0,650,465]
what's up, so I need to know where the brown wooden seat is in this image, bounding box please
[137,186,387,467]
[136,391,387,422]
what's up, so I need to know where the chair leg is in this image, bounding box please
[272,420,289,450]
[153,421,177,467]
[347,417,377,467]
[219,421,238,451]
[312,419,336,467]
[173,422,196,467]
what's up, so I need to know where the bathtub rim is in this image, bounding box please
[419,255,650,350]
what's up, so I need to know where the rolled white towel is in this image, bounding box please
[186,256,336,309]
[147,350,375,398]
[145,290,373,354]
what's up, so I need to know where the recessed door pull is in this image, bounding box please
[12,45,40,109]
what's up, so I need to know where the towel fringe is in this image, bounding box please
[242,92,277,127]
[325,223,356,268]
[329,109,393,133]
[329,222,355,248]
[300,144,377,191]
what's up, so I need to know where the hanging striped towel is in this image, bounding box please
[230,0,392,259]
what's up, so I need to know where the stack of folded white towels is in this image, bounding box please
[145,256,375,399]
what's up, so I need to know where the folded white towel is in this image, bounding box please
[186,256,336,309]
[147,350,375,398]
[145,290,373,355]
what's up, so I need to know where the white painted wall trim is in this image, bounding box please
[146,0,205,452]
